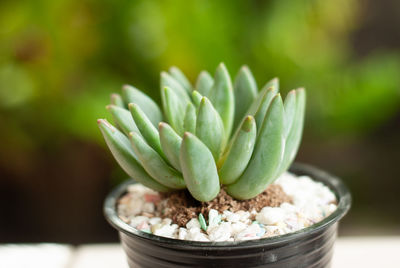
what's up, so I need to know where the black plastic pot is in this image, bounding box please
[104,163,351,268]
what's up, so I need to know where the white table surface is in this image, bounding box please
[1,237,399,268]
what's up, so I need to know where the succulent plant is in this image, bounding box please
[98,63,305,201]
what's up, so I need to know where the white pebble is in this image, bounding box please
[178,227,188,240]
[153,223,177,238]
[235,223,261,241]
[118,172,338,242]
[186,218,201,229]
[264,225,284,236]
[222,210,233,220]
[256,207,286,225]
[236,210,251,222]
[231,222,247,235]
[186,228,209,242]
[208,209,220,228]
[226,212,241,223]
[130,216,148,228]
[142,202,155,213]
[208,222,232,241]
[162,218,172,225]
[148,217,161,225]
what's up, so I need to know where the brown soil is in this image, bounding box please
[159,185,292,227]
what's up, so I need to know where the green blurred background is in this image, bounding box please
[1,0,399,244]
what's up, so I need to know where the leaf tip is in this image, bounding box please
[183,131,192,139]
[122,84,131,91]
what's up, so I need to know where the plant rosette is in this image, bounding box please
[99,64,351,267]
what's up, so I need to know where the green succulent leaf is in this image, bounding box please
[161,87,186,136]
[97,119,170,192]
[99,63,307,202]
[209,63,234,139]
[129,103,165,159]
[263,77,279,92]
[180,132,220,202]
[196,97,225,161]
[107,105,140,136]
[246,80,279,117]
[183,102,197,133]
[226,94,285,200]
[159,122,182,172]
[110,93,125,108]
[129,132,186,189]
[191,90,203,108]
[283,90,297,138]
[195,71,213,97]
[219,116,257,185]
[160,72,191,104]
[233,66,257,131]
[277,88,306,175]
[169,66,192,93]
[122,85,163,127]
[254,87,279,133]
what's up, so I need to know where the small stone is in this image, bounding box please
[231,222,247,236]
[186,228,209,242]
[186,218,201,229]
[235,224,261,241]
[149,217,162,225]
[264,225,284,237]
[208,222,232,242]
[153,223,178,238]
[142,202,155,213]
[208,209,220,228]
[118,172,338,242]
[256,207,286,225]
[130,216,149,228]
[222,210,233,220]
[162,218,172,225]
[198,213,207,231]
[136,221,150,232]
[236,210,250,222]
[226,212,240,223]
[178,227,188,240]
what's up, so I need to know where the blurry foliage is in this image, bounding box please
[0,0,399,154]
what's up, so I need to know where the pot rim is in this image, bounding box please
[104,162,351,249]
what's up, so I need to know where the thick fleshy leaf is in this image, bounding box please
[233,66,257,131]
[246,79,279,117]
[129,103,164,159]
[161,87,186,136]
[97,119,170,192]
[110,93,125,108]
[159,122,182,172]
[283,90,297,138]
[254,87,278,133]
[160,72,191,103]
[129,132,186,189]
[195,71,213,97]
[219,116,257,185]
[208,63,234,139]
[107,105,140,136]
[263,77,279,92]
[180,132,220,201]
[277,88,306,175]
[191,90,203,108]
[227,94,285,200]
[183,103,196,133]
[122,85,162,127]
[196,97,225,161]
[169,66,192,93]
